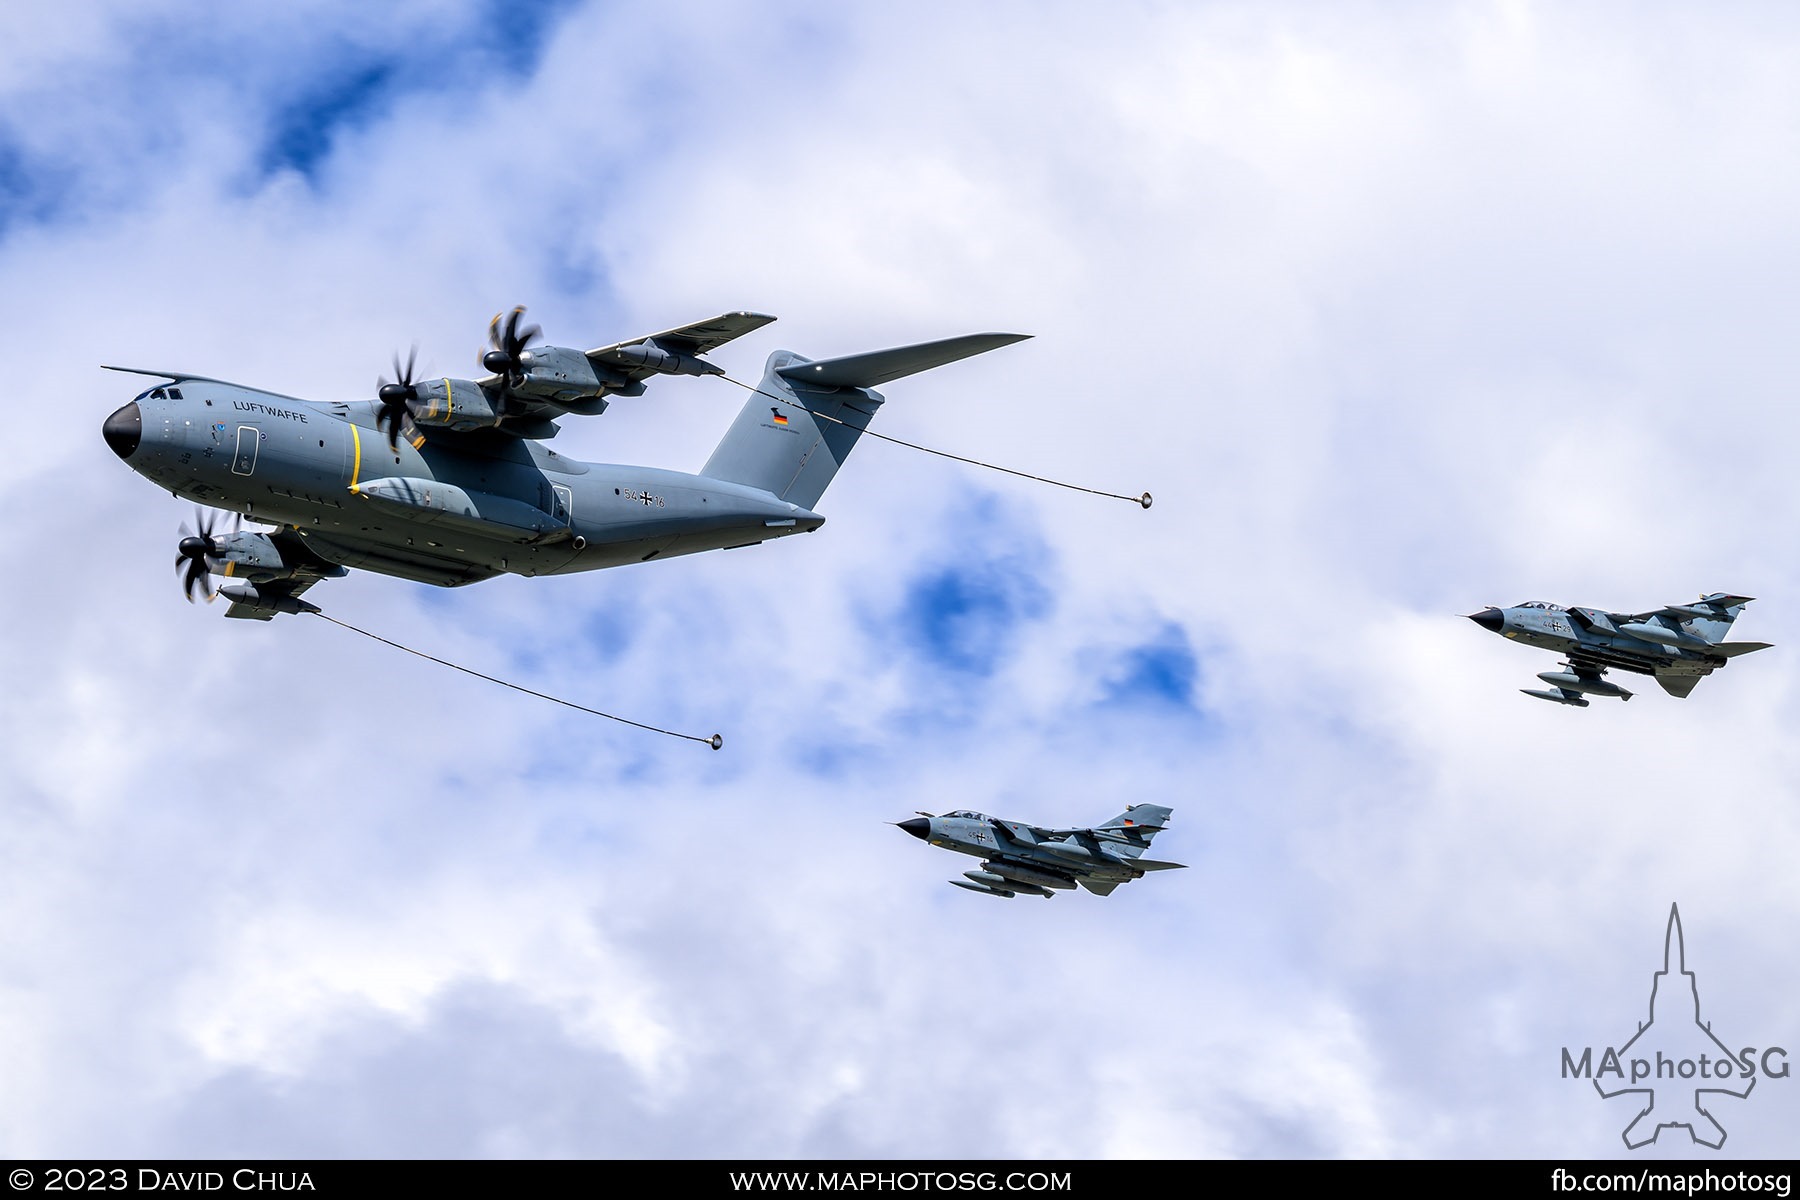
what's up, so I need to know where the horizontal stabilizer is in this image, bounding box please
[1130,857,1186,872]
[1715,641,1773,657]
[776,332,1029,389]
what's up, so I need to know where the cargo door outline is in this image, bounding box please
[550,484,573,526]
[232,425,260,475]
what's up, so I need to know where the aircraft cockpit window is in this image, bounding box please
[941,810,982,819]
[1517,601,1566,611]
[149,388,167,400]
[167,387,183,399]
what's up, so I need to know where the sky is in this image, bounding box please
[3,0,1800,1160]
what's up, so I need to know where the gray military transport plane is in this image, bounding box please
[102,309,1026,618]
[1466,593,1771,706]
[897,804,1184,898]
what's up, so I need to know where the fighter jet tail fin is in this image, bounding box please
[1714,641,1773,658]
[1097,803,1173,831]
[1665,593,1756,644]
[1089,804,1174,860]
[699,335,1026,509]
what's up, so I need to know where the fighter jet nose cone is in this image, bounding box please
[1467,607,1504,632]
[898,817,930,841]
[103,401,142,460]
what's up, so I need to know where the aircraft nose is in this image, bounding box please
[103,401,142,460]
[1467,607,1504,633]
[897,818,930,841]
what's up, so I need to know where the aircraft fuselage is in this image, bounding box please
[104,377,824,587]
[900,811,1145,886]
[1468,603,1721,677]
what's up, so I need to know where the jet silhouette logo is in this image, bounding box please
[1561,905,1789,1149]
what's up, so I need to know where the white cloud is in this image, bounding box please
[4,0,1800,1161]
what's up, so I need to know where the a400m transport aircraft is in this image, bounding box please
[103,308,1027,620]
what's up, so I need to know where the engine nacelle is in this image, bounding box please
[509,346,620,406]
[216,583,320,616]
[406,378,505,430]
[208,530,343,584]
[596,340,723,378]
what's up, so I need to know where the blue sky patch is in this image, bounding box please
[260,63,399,179]
[1102,623,1200,708]
[898,559,1051,677]
[253,0,580,183]
[0,135,70,237]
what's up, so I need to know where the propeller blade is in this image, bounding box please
[377,405,403,452]
[484,306,541,386]
[373,343,421,451]
[174,505,232,604]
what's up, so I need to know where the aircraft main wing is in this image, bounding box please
[1567,608,1620,635]
[219,527,343,621]
[223,574,322,621]
[587,311,777,367]
[990,817,1047,844]
[469,312,778,426]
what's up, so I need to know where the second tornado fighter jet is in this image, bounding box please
[1466,593,1771,706]
[896,804,1184,898]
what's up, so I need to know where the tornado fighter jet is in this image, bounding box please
[897,804,1184,898]
[1466,593,1770,706]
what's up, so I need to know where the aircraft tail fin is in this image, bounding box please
[699,334,1027,509]
[1091,804,1173,859]
[1676,594,1755,644]
[1714,641,1772,658]
[1097,804,1173,832]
